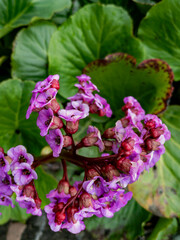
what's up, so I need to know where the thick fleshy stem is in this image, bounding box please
[33,150,118,169]
[61,159,68,181]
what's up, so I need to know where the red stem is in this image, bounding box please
[61,159,68,181]
[33,150,118,168]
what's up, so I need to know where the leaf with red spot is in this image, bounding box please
[83,53,173,115]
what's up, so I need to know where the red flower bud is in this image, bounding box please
[0,147,4,154]
[121,138,135,151]
[50,116,63,129]
[66,121,79,134]
[145,119,156,129]
[69,186,77,197]
[53,202,64,213]
[99,109,106,117]
[116,157,132,173]
[82,132,98,147]
[102,128,115,139]
[121,118,129,128]
[55,211,66,225]
[57,180,69,194]
[63,136,73,148]
[89,104,99,114]
[51,79,60,90]
[23,184,35,198]
[79,192,92,209]
[122,102,132,112]
[86,168,99,180]
[103,140,113,150]
[103,164,120,180]
[48,99,60,113]
[150,127,164,139]
[34,197,42,209]
[67,207,78,223]
[145,138,161,151]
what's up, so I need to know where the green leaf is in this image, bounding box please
[10,199,31,223]
[0,205,11,225]
[48,3,144,99]
[138,0,180,80]
[84,53,173,115]
[85,198,150,240]
[147,218,178,240]
[133,0,156,5]
[35,166,58,208]
[0,197,30,225]
[129,106,180,218]
[11,21,57,82]
[0,0,71,38]
[0,79,46,155]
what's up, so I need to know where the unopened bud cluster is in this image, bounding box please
[0,74,171,234]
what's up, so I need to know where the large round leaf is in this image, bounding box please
[138,0,180,80]
[11,22,57,81]
[0,79,46,155]
[48,3,144,99]
[84,53,173,115]
[0,0,71,38]
[129,106,180,218]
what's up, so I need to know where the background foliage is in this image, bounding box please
[0,0,180,239]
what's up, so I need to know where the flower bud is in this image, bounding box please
[69,186,77,197]
[23,184,35,198]
[145,138,161,151]
[99,109,106,117]
[121,118,129,128]
[103,164,120,180]
[67,206,78,223]
[103,140,113,150]
[55,211,66,225]
[66,121,79,134]
[57,180,69,194]
[79,192,92,209]
[121,138,135,151]
[89,104,99,114]
[116,157,132,173]
[0,147,4,154]
[50,116,63,129]
[51,78,60,90]
[122,102,132,112]
[48,99,60,113]
[86,168,99,180]
[34,197,42,209]
[102,128,115,139]
[53,202,64,213]
[145,119,156,129]
[82,133,98,147]
[150,127,164,139]
[63,136,73,148]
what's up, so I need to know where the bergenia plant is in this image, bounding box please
[0,74,170,234]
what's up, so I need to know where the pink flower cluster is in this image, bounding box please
[0,146,41,216]
[26,74,112,157]
[0,74,171,235]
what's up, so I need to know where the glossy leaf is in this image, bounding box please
[84,53,173,115]
[0,0,71,38]
[138,0,180,80]
[85,198,150,240]
[12,22,57,81]
[0,198,30,225]
[48,3,144,98]
[129,106,180,218]
[0,79,46,155]
[147,218,178,240]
